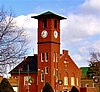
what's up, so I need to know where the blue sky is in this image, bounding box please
[0,0,100,67]
[0,0,84,15]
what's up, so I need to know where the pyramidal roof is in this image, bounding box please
[31,11,66,20]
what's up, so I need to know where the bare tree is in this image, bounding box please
[89,52,100,63]
[0,8,28,75]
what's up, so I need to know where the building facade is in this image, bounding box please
[10,11,81,92]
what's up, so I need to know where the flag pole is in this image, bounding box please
[18,67,20,92]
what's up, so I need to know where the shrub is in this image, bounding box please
[42,82,54,92]
[0,78,14,92]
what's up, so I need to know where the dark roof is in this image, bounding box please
[31,11,66,20]
[9,55,37,74]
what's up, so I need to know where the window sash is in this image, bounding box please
[45,67,48,74]
[41,73,44,82]
[45,52,48,62]
[71,77,75,86]
[64,77,68,85]
[76,78,78,86]
[41,53,44,62]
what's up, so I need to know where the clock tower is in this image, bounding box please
[32,11,66,92]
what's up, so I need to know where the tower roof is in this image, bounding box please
[31,11,66,20]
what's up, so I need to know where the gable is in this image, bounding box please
[59,50,81,75]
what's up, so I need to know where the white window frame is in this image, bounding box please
[41,73,44,82]
[41,53,44,62]
[53,52,56,62]
[53,68,55,75]
[56,53,58,62]
[64,77,68,85]
[71,77,75,86]
[45,66,48,74]
[45,52,48,62]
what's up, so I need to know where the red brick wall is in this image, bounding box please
[80,87,96,92]
[37,17,60,92]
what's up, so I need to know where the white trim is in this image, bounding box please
[41,53,44,62]
[41,73,44,82]
[45,66,48,74]
[45,52,48,62]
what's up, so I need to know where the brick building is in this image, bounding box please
[10,11,81,92]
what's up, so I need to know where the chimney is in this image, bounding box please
[62,50,68,55]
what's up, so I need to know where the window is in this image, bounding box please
[45,52,48,61]
[54,19,57,28]
[43,19,47,28]
[56,76,58,83]
[64,77,68,85]
[76,78,78,86]
[41,53,44,62]
[56,53,58,62]
[24,76,31,85]
[53,68,55,75]
[56,69,58,76]
[56,70,58,82]
[93,83,96,87]
[45,66,48,74]
[71,77,75,86]
[41,73,44,82]
[53,52,58,62]
[53,53,56,62]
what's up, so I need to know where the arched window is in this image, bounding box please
[64,72,69,86]
[41,53,44,62]
[41,72,44,82]
[54,19,57,28]
[43,19,47,28]
[71,73,75,86]
[45,66,48,74]
[45,52,48,62]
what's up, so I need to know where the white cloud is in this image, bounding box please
[14,14,38,54]
[82,0,100,12]
[61,14,100,43]
[14,14,38,29]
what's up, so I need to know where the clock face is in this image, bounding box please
[41,30,48,38]
[54,31,58,38]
